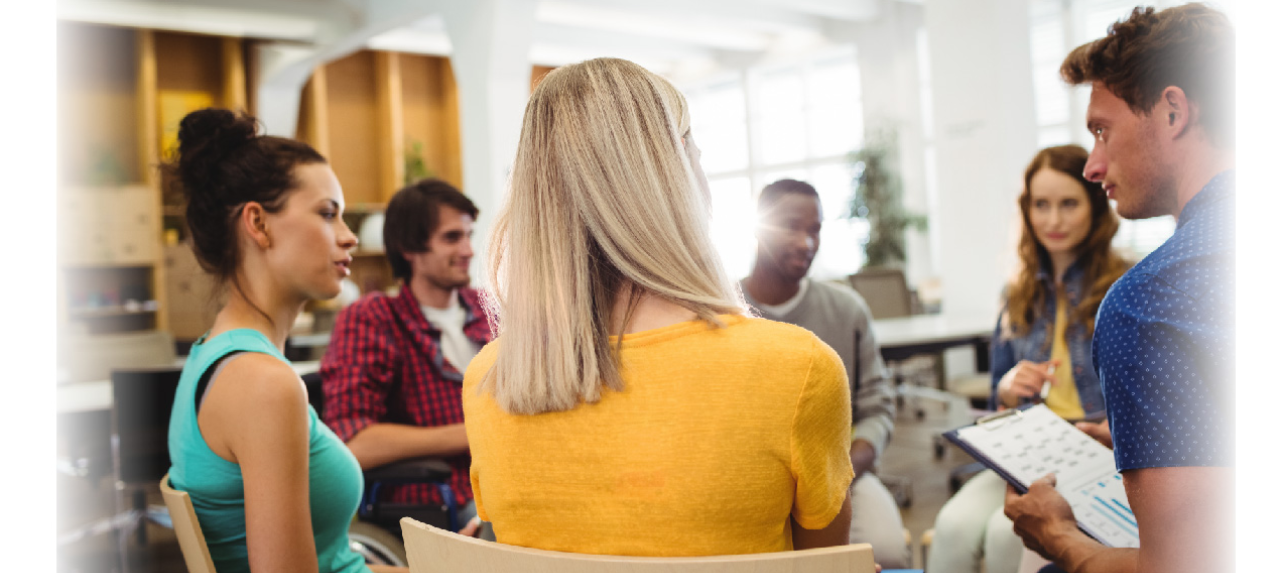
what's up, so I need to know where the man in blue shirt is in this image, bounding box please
[1003,5,1234,573]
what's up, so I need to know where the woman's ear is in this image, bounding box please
[240,202,271,249]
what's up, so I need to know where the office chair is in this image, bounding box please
[110,366,185,572]
[57,330,177,483]
[847,267,915,319]
[846,268,936,418]
[399,517,878,573]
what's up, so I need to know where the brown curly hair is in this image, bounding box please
[1059,3,1234,147]
[1004,145,1129,340]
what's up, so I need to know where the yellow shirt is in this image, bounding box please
[462,315,854,556]
[1045,293,1086,420]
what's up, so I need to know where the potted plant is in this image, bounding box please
[404,138,435,186]
[845,127,927,269]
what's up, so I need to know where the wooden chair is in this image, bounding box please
[160,474,217,573]
[400,517,877,573]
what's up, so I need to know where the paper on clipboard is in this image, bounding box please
[945,404,1140,549]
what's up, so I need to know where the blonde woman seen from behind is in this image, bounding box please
[463,58,856,556]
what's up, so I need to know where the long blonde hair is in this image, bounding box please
[480,58,746,415]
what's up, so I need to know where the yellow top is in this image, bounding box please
[462,315,854,557]
[1045,293,1085,420]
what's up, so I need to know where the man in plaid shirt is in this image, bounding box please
[321,179,492,528]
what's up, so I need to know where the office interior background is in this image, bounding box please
[53,0,1224,385]
[38,0,1265,571]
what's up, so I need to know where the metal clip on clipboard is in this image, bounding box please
[976,407,1026,430]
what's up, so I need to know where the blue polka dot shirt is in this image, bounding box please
[1093,171,1235,471]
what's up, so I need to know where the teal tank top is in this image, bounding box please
[167,329,366,573]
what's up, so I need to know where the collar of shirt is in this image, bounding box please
[395,285,488,342]
[1033,250,1086,284]
[749,278,810,317]
[1177,169,1235,230]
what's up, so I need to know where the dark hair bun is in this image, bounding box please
[163,107,325,282]
[176,108,258,188]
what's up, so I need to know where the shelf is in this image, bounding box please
[62,262,155,271]
[68,301,159,319]
[345,203,387,214]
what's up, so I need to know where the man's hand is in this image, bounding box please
[1074,419,1112,449]
[458,516,483,538]
[849,439,877,480]
[1004,474,1078,561]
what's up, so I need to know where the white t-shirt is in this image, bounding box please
[753,278,810,317]
[421,291,481,372]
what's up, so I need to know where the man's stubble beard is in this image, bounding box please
[1116,130,1179,220]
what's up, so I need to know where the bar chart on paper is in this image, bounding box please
[1066,473,1139,547]
[945,405,1140,548]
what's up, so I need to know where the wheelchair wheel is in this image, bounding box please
[349,521,408,567]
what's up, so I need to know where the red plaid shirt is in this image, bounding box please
[321,286,493,507]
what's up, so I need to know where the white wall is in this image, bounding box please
[853,1,931,287]
[439,0,537,288]
[924,0,1038,319]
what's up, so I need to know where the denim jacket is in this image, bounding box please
[988,256,1106,418]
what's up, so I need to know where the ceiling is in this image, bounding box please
[58,0,910,83]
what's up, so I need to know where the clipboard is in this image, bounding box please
[943,404,1140,548]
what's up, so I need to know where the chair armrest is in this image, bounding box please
[363,457,453,484]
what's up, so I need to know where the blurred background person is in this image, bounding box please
[741,178,907,569]
[321,179,491,533]
[927,144,1128,573]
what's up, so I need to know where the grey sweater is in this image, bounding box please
[740,279,896,457]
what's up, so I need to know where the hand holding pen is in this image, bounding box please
[996,359,1061,407]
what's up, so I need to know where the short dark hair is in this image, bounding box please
[384,178,479,280]
[164,108,326,284]
[1060,3,1234,146]
[758,178,821,214]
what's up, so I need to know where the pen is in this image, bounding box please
[1040,363,1056,400]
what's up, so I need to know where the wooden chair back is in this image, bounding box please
[400,517,877,573]
[160,474,218,573]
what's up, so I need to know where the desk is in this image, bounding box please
[873,313,994,417]
[57,360,322,414]
[874,313,993,364]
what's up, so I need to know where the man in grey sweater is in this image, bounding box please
[740,178,907,568]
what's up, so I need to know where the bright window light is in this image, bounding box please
[684,47,867,281]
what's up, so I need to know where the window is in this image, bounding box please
[917,27,940,275]
[684,47,866,281]
[1028,0,1201,258]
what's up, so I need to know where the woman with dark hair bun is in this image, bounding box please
[927,144,1130,573]
[164,108,403,573]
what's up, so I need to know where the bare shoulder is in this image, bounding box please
[198,353,309,461]
[211,353,308,414]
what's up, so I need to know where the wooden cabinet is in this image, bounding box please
[300,50,464,204]
[57,23,248,337]
[59,24,530,339]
